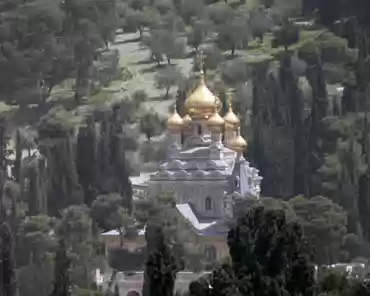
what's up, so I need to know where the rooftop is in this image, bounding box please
[101,203,219,237]
[129,172,152,188]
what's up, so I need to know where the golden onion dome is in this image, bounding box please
[184,70,221,120]
[207,103,224,132]
[228,127,247,153]
[167,105,183,132]
[224,93,240,130]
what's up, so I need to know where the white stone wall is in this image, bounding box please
[148,180,228,219]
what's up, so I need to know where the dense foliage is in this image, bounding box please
[190,206,315,296]
[2,0,370,295]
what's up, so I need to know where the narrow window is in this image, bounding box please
[235,176,240,189]
[205,196,212,210]
[198,125,202,135]
[205,245,217,261]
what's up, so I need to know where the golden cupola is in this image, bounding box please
[207,101,224,132]
[224,92,240,130]
[228,127,247,153]
[167,104,184,132]
[184,54,221,120]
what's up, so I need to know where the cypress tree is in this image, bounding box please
[144,229,179,296]
[0,222,16,296]
[38,108,83,215]
[110,105,133,213]
[113,283,120,296]
[76,115,98,206]
[190,206,315,296]
[0,118,16,296]
[13,129,22,183]
[51,240,71,296]
[298,42,328,197]
[27,156,48,215]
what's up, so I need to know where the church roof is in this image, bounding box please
[129,173,152,188]
[176,203,216,231]
[101,203,225,238]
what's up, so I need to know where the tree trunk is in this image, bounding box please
[139,27,144,39]
[108,270,117,289]
[14,129,22,182]
[118,229,124,248]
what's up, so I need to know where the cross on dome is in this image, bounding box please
[199,50,205,77]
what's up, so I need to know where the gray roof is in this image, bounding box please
[129,173,152,188]
[101,203,221,237]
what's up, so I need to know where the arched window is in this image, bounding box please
[205,196,212,210]
[235,176,240,189]
[204,245,217,261]
[198,125,202,135]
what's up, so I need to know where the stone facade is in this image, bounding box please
[148,117,262,221]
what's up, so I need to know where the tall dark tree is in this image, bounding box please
[0,222,16,296]
[38,108,83,216]
[144,229,180,296]
[76,115,98,206]
[25,155,48,215]
[50,240,71,296]
[298,42,328,197]
[190,206,315,296]
[96,105,133,211]
[0,119,16,296]
[110,105,133,213]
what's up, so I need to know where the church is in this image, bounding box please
[102,63,262,262]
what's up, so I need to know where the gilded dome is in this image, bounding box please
[167,105,183,132]
[229,127,247,152]
[207,104,224,132]
[224,93,240,130]
[184,72,221,120]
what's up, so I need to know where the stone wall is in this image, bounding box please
[114,271,211,296]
